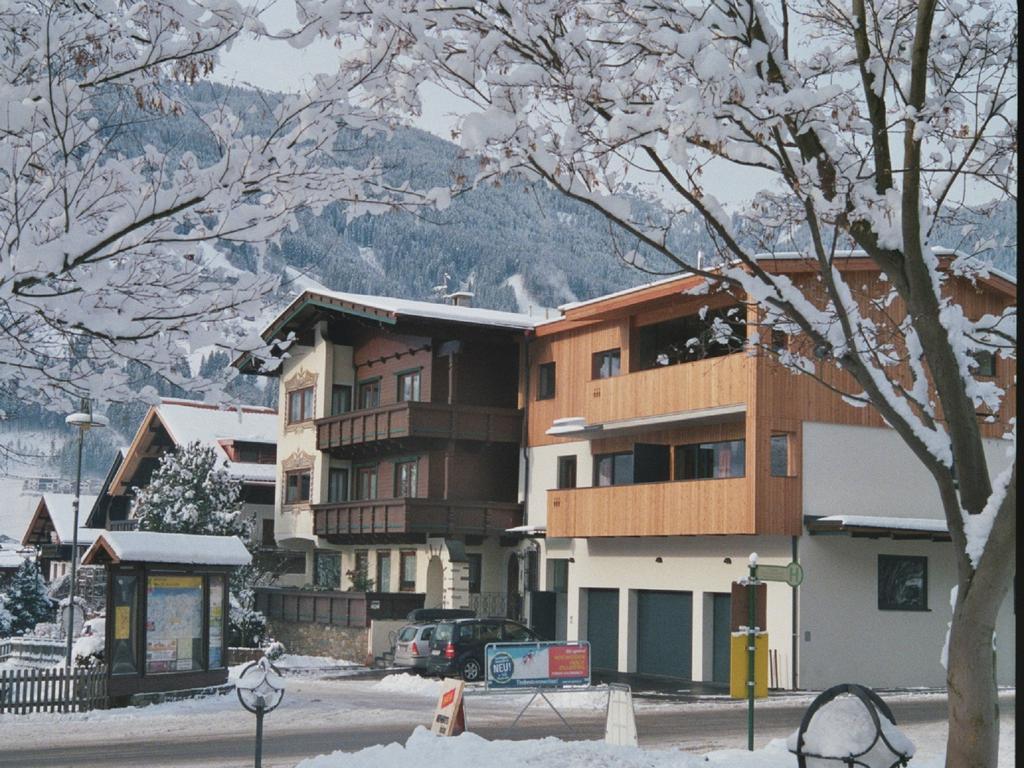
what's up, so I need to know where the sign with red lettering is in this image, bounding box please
[430,679,466,736]
[484,642,591,689]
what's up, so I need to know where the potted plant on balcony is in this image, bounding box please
[345,570,374,593]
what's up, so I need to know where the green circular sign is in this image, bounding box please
[786,561,804,587]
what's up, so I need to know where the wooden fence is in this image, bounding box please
[0,665,107,714]
[255,588,424,627]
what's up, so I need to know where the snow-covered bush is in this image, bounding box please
[229,591,268,649]
[264,639,285,661]
[2,560,53,635]
[0,593,13,637]
[72,617,106,668]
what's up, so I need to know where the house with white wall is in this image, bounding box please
[520,256,1015,690]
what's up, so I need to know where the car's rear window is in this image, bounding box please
[398,626,418,642]
[433,623,454,645]
[419,627,434,641]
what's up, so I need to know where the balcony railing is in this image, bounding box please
[547,477,752,537]
[316,401,521,454]
[313,497,524,541]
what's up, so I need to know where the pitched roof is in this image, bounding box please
[82,531,252,566]
[110,398,278,493]
[21,494,101,547]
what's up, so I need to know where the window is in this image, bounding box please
[284,469,311,503]
[592,348,621,379]
[502,622,532,641]
[314,551,341,588]
[537,362,556,400]
[354,465,378,500]
[594,452,634,486]
[357,378,381,409]
[675,439,746,480]
[972,350,997,377]
[287,387,314,424]
[770,328,789,352]
[394,459,419,498]
[399,551,417,591]
[878,555,928,611]
[353,550,370,588]
[331,384,352,415]
[261,518,276,547]
[328,467,350,503]
[396,370,422,402]
[556,456,577,489]
[376,551,392,592]
[467,553,482,594]
[235,442,276,464]
[770,434,791,477]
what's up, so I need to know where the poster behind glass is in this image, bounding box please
[146,575,204,673]
[208,575,225,668]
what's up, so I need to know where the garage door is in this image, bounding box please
[586,589,619,671]
[637,590,692,679]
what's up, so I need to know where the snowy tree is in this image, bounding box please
[0,592,14,637]
[133,442,248,536]
[0,0,450,413]
[301,2,1016,764]
[2,559,53,635]
[133,441,270,646]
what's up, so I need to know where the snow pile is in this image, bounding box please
[785,696,915,767]
[274,654,361,672]
[294,727,797,768]
[372,673,447,697]
[72,618,105,666]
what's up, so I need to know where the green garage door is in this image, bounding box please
[586,589,620,671]
[711,592,732,683]
[637,590,693,679]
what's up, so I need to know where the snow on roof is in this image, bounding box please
[41,494,100,543]
[811,515,949,534]
[269,289,538,336]
[0,546,33,570]
[156,399,277,484]
[505,524,547,536]
[83,531,252,566]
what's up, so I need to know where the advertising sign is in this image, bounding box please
[430,679,466,736]
[484,641,591,689]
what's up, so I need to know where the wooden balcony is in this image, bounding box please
[313,497,524,542]
[316,402,521,455]
[547,477,752,537]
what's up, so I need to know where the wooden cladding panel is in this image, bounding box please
[546,477,753,538]
[529,338,753,446]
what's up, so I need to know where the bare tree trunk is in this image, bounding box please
[944,474,1016,768]
[946,601,1000,767]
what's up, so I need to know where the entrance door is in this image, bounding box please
[586,589,620,671]
[711,592,732,683]
[637,590,692,678]
[530,591,557,641]
[506,555,521,620]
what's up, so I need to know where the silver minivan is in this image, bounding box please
[393,623,435,673]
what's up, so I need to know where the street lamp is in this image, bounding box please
[64,398,108,669]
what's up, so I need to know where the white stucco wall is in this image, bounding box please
[564,535,797,685]
[802,422,1013,520]
[523,442,593,529]
[799,534,1015,688]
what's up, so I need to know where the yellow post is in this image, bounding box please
[729,632,768,698]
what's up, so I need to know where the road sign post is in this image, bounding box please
[747,553,758,751]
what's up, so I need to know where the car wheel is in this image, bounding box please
[461,658,482,682]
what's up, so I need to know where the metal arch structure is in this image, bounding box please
[791,683,911,768]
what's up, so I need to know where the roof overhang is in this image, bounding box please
[805,515,951,541]
[546,403,746,439]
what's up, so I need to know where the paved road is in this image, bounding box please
[3,694,995,768]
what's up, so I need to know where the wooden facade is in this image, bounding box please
[313,498,524,541]
[533,260,1015,539]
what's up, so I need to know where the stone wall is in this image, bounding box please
[265,619,369,665]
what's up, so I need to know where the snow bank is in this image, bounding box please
[371,673,446,697]
[785,696,915,765]
[294,727,798,768]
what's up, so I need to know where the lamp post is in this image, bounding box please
[64,399,108,669]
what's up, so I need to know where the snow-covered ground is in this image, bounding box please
[0,664,1014,767]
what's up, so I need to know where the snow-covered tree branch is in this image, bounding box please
[305,1,1016,764]
[0,0,446,411]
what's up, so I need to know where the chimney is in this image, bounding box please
[446,291,474,307]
